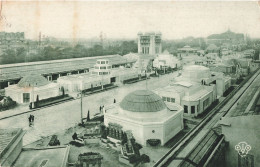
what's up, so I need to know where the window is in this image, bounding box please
[191,106,195,114]
[167,97,170,102]
[108,66,111,69]
[95,66,99,69]
[171,98,175,103]
[162,97,166,101]
[101,61,105,64]
[106,61,108,64]
[99,72,102,75]
[100,66,106,69]
[184,105,188,113]
[97,61,101,64]
[203,98,210,109]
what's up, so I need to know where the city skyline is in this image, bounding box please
[0,1,260,40]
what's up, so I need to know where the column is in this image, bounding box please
[188,105,191,116]
[78,71,80,74]
[195,104,198,117]
[8,81,10,86]
[58,74,61,78]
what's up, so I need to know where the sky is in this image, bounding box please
[0,1,260,40]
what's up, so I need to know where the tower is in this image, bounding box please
[137,32,162,55]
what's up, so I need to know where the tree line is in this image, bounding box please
[0,40,138,65]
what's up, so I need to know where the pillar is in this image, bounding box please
[78,71,80,74]
[188,105,191,116]
[58,74,61,78]
[8,81,10,86]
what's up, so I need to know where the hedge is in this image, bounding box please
[0,96,17,111]
[29,94,72,109]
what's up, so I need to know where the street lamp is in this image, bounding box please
[80,90,83,124]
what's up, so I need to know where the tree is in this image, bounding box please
[121,132,128,145]
[86,110,90,121]
[61,86,65,96]
[140,154,150,163]
[35,95,39,107]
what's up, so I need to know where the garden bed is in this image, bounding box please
[0,96,17,111]
[30,94,73,109]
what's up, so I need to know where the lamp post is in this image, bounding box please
[80,90,83,124]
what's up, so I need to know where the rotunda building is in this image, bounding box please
[5,74,59,103]
[104,90,184,146]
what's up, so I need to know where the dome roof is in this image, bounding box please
[17,74,50,87]
[120,90,166,112]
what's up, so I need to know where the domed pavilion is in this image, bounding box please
[104,90,184,146]
[5,74,59,103]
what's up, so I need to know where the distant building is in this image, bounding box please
[206,29,245,46]
[153,51,181,69]
[5,74,59,104]
[177,45,198,57]
[104,90,184,146]
[137,32,162,55]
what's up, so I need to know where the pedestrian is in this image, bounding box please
[99,106,102,112]
[28,115,32,127]
[32,115,34,122]
[114,99,116,103]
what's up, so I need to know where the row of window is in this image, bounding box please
[94,66,111,70]
[97,61,109,64]
[184,105,196,114]
[142,47,150,54]
[162,96,175,103]
[99,72,110,75]
[183,98,210,115]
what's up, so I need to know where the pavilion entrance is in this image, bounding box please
[110,77,116,83]
[23,93,30,103]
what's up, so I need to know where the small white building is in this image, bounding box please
[104,90,184,146]
[5,75,59,103]
[153,51,181,69]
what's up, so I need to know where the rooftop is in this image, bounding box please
[120,90,167,113]
[17,74,50,87]
[0,128,23,158]
[13,146,70,167]
[0,55,135,82]
[228,72,260,117]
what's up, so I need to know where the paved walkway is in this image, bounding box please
[0,72,177,146]
[0,104,29,120]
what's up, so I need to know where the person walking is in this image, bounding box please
[28,115,31,126]
[31,115,35,126]
[114,99,116,103]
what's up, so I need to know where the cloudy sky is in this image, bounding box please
[1,1,260,40]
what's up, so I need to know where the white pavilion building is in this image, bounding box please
[5,74,59,104]
[104,89,184,146]
[154,65,231,117]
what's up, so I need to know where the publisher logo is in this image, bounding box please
[235,142,251,157]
